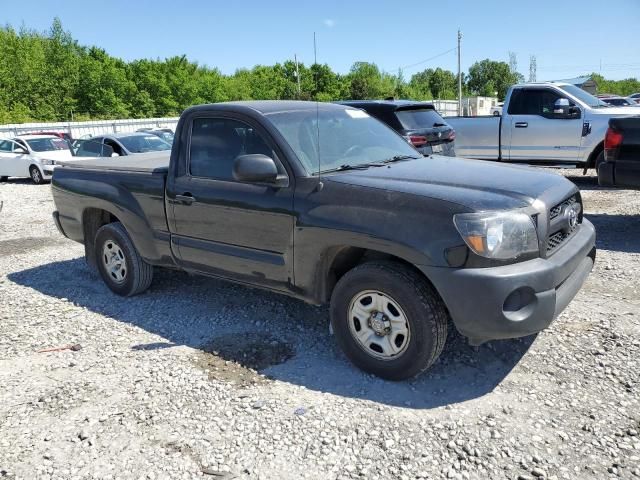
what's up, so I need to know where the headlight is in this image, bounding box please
[41,159,56,166]
[453,211,538,260]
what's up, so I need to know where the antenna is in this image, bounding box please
[314,31,321,183]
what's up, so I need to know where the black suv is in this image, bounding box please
[337,100,456,156]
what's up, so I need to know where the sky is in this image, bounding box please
[2,0,640,81]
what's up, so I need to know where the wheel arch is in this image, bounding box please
[81,207,123,271]
[583,141,604,174]
[318,245,438,305]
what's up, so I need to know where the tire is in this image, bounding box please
[94,222,153,296]
[0,176,8,182]
[594,150,605,173]
[330,261,448,380]
[29,166,44,185]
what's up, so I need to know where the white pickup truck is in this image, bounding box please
[447,82,639,172]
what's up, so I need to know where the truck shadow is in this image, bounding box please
[586,213,640,254]
[8,258,534,409]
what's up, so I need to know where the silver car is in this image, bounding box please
[74,132,172,157]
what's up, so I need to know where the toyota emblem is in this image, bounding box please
[566,206,578,229]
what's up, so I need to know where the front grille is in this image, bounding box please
[546,194,582,255]
[549,195,578,221]
[547,231,571,253]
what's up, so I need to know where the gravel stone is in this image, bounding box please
[0,170,639,479]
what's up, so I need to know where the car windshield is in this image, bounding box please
[395,108,447,130]
[266,107,420,174]
[557,84,610,108]
[25,138,70,152]
[118,135,172,153]
[156,131,174,143]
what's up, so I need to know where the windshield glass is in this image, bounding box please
[156,131,174,143]
[396,108,447,130]
[26,138,70,152]
[266,107,420,174]
[118,135,171,153]
[557,84,609,108]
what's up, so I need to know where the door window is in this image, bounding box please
[0,140,13,152]
[508,89,574,117]
[189,118,276,180]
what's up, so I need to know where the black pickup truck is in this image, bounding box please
[52,101,596,380]
[598,116,640,189]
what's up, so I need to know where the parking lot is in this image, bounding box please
[0,170,639,480]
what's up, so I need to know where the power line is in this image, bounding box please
[400,47,457,71]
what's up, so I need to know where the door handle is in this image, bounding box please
[175,193,196,205]
[515,122,528,128]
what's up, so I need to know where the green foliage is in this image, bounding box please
[467,59,521,100]
[589,73,640,96]
[0,19,637,124]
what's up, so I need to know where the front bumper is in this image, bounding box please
[41,164,57,178]
[421,220,596,345]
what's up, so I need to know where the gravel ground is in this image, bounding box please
[0,170,639,480]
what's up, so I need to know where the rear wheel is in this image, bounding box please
[0,176,8,182]
[29,166,44,185]
[330,261,449,380]
[94,222,153,296]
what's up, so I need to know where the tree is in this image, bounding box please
[467,59,520,100]
[429,68,457,99]
[347,62,395,99]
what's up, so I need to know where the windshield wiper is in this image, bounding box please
[381,154,421,164]
[318,162,387,174]
[433,122,447,127]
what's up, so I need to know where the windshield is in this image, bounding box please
[266,107,420,174]
[118,135,172,153]
[25,138,70,152]
[395,108,447,130]
[156,131,174,143]
[557,84,609,108]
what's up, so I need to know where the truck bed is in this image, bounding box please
[446,116,501,160]
[59,151,170,173]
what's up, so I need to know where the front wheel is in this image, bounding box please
[29,166,44,185]
[94,222,153,296]
[330,262,449,380]
[0,176,8,182]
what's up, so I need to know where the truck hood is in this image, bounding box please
[588,106,640,116]
[326,156,574,211]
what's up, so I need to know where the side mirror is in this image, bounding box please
[552,98,580,119]
[15,146,28,154]
[100,145,114,157]
[233,154,280,184]
[553,98,570,115]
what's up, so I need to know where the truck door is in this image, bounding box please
[166,115,295,291]
[506,88,582,163]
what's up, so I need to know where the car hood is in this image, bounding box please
[326,156,574,211]
[33,150,74,161]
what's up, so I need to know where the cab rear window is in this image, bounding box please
[395,109,446,130]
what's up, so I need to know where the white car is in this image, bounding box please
[0,135,73,184]
[490,102,503,116]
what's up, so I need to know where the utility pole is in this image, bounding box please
[457,30,462,116]
[294,54,301,97]
[529,55,537,82]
